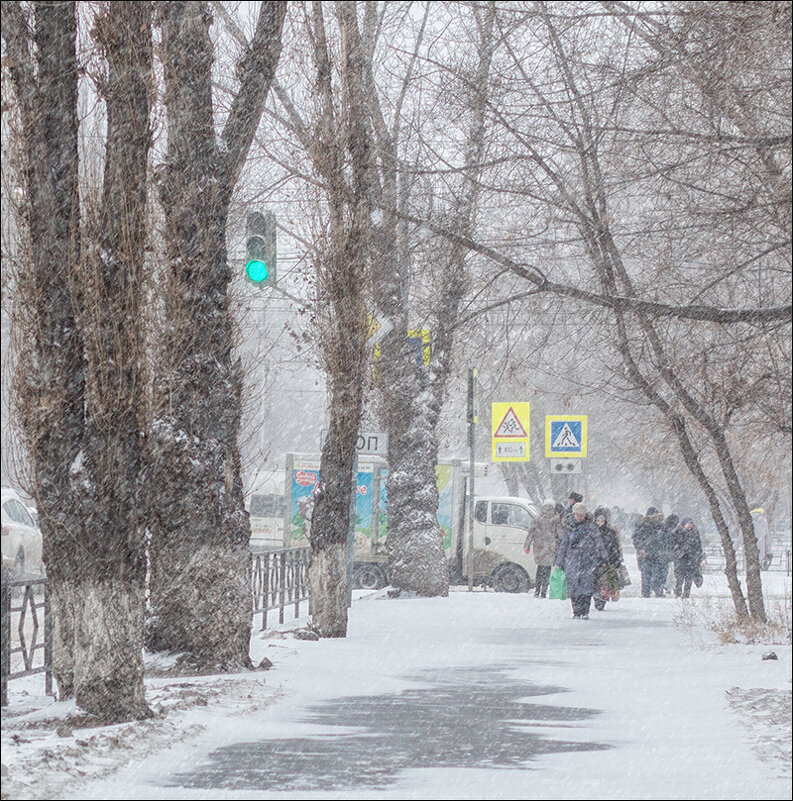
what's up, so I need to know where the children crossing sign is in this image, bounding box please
[491,402,530,462]
[545,415,587,458]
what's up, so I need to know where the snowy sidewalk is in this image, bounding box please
[48,579,791,801]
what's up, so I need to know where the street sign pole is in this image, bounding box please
[467,369,477,593]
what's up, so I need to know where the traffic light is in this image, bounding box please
[245,211,276,286]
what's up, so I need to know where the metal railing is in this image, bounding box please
[251,546,311,629]
[702,546,792,576]
[2,546,313,705]
[1,570,52,706]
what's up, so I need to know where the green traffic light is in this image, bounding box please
[245,259,269,282]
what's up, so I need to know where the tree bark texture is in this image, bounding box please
[3,1,155,719]
[147,1,286,666]
[68,0,154,719]
[305,2,372,638]
[2,0,84,700]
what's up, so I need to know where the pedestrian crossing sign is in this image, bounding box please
[491,402,530,462]
[545,415,587,458]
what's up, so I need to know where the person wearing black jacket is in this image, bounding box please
[671,517,703,598]
[660,514,679,595]
[592,506,623,611]
[632,507,667,598]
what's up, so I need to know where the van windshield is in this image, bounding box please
[491,502,532,529]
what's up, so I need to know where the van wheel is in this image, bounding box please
[492,563,530,593]
[353,563,387,590]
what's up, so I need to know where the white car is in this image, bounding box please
[1,486,44,576]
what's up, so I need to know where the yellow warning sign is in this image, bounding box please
[491,402,530,462]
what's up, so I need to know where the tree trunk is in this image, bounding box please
[47,582,77,698]
[147,1,286,667]
[373,224,449,597]
[147,189,254,667]
[72,579,148,720]
[301,2,374,636]
[3,0,83,701]
[711,429,766,621]
[4,1,155,719]
[382,392,449,596]
[70,0,154,720]
[372,4,496,597]
[670,419,749,618]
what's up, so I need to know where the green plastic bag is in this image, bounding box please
[549,567,568,600]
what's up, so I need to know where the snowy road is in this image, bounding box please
[63,578,791,801]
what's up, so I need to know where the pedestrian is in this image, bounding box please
[555,502,608,619]
[592,507,623,611]
[750,506,773,570]
[660,514,679,595]
[671,516,703,598]
[524,500,563,598]
[632,507,667,598]
[559,491,584,528]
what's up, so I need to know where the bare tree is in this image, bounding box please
[456,0,790,620]
[4,0,154,719]
[356,2,499,596]
[304,0,373,636]
[145,1,287,668]
[3,0,84,700]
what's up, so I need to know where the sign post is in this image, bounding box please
[467,369,478,592]
[545,415,588,497]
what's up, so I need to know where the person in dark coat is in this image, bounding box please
[592,506,623,611]
[671,516,703,598]
[555,503,608,619]
[660,514,679,595]
[524,501,563,598]
[559,491,584,529]
[632,507,667,598]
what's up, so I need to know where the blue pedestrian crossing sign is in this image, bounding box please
[545,415,587,458]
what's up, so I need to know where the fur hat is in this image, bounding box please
[646,506,660,516]
[572,502,588,516]
[594,506,610,522]
[569,492,584,503]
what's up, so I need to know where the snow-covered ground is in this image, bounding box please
[2,568,790,801]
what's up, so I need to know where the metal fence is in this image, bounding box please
[251,546,311,630]
[1,546,311,705]
[702,546,792,576]
[1,572,52,706]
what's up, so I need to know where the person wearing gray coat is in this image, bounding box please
[555,503,608,618]
[524,501,562,598]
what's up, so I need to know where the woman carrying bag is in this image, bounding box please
[554,503,608,619]
[524,500,563,598]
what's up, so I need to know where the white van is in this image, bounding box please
[457,496,538,592]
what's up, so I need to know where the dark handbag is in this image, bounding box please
[619,564,631,588]
[693,564,703,588]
